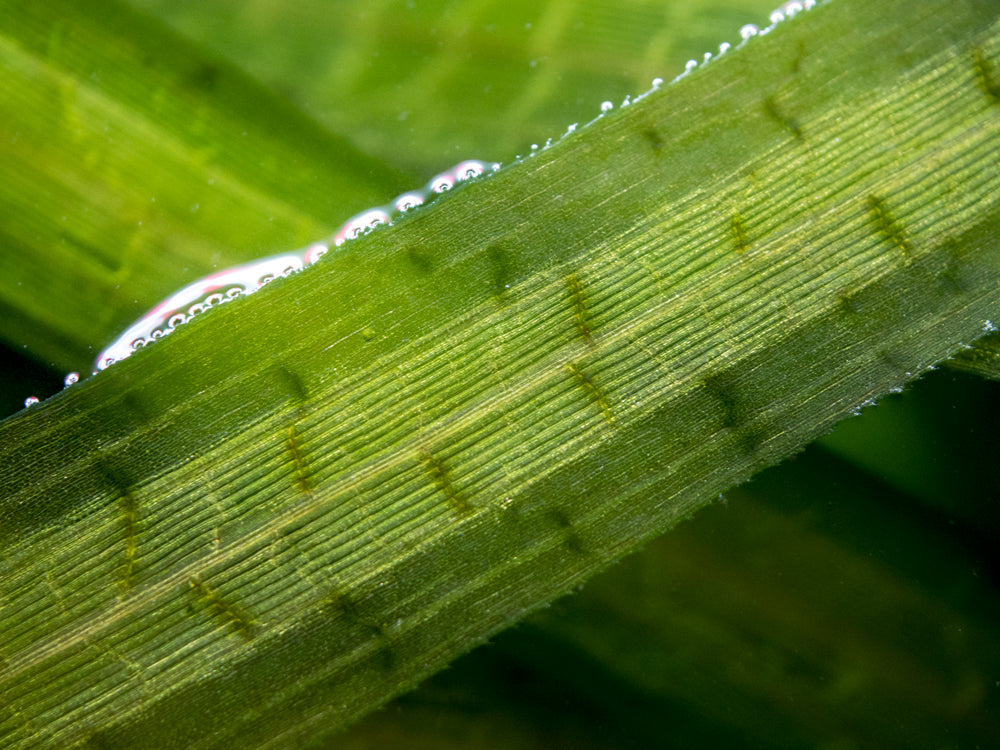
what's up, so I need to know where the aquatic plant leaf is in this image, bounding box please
[1,0,999,747]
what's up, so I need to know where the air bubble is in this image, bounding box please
[167,313,187,328]
[63,372,79,388]
[429,173,456,193]
[394,193,425,212]
[452,160,488,180]
[303,243,328,265]
[334,208,393,244]
[740,24,759,40]
[600,100,613,113]
[24,396,39,408]
[651,77,663,89]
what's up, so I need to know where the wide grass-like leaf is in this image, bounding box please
[2,0,1000,747]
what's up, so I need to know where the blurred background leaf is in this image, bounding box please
[126,0,779,175]
[1,0,998,747]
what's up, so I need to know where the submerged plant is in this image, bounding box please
[1,0,999,747]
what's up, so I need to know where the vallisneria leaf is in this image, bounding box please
[2,0,1000,747]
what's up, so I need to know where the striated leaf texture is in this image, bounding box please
[2,0,1000,747]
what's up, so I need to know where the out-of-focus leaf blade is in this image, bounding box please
[519,443,1000,748]
[126,0,781,174]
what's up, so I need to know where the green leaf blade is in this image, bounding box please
[2,1,1000,747]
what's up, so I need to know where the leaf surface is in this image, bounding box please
[1,0,1000,747]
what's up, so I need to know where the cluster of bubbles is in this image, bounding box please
[23,371,78,408]
[738,1,817,43]
[586,0,819,129]
[506,0,820,166]
[25,1,821,409]
[89,159,499,374]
